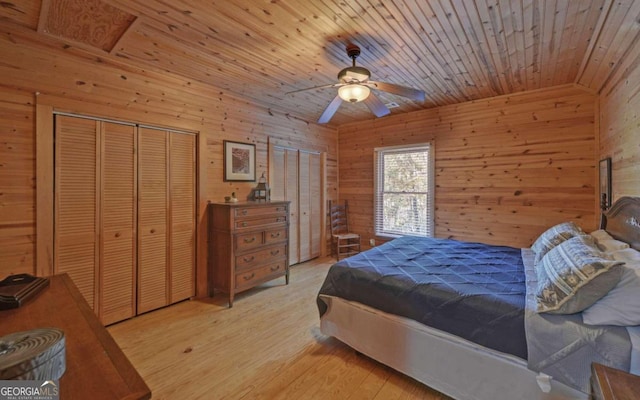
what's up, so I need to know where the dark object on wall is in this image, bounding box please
[599,157,612,210]
[0,328,66,380]
[0,274,50,310]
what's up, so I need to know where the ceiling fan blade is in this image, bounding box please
[366,81,425,102]
[286,83,344,95]
[317,95,343,124]
[363,93,391,118]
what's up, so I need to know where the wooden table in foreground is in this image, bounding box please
[0,274,151,400]
[591,362,640,400]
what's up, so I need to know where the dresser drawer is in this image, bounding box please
[234,204,288,219]
[234,215,287,230]
[235,232,263,251]
[235,260,286,289]
[235,245,286,271]
[264,227,287,244]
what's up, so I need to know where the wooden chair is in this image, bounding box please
[329,200,361,260]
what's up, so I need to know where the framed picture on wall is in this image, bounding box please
[599,157,612,210]
[224,140,256,181]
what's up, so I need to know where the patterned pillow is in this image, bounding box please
[531,222,585,264]
[535,235,624,314]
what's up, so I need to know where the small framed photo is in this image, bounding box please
[224,140,256,182]
[599,157,612,210]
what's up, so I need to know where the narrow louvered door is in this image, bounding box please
[309,152,321,258]
[269,146,286,200]
[298,151,311,261]
[54,116,99,310]
[138,127,169,313]
[100,122,136,324]
[286,149,300,265]
[169,132,195,303]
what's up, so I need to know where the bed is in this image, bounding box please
[317,196,640,400]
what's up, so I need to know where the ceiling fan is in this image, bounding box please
[287,44,426,124]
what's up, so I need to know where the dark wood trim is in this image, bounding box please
[591,362,640,400]
[601,196,640,251]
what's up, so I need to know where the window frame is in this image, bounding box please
[373,143,435,238]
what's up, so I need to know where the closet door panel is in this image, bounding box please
[138,128,168,314]
[298,151,311,262]
[170,133,195,303]
[269,146,286,201]
[285,149,299,265]
[101,122,136,324]
[54,116,99,309]
[310,152,321,258]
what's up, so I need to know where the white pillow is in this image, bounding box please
[590,229,630,252]
[532,222,585,264]
[590,229,614,242]
[582,247,640,326]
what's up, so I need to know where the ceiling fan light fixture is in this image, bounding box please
[338,84,370,103]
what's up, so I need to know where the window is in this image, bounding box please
[374,144,434,237]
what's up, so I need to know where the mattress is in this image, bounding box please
[317,235,528,358]
[317,239,634,396]
[319,294,587,400]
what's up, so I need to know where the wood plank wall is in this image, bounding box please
[0,24,337,280]
[338,85,598,249]
[598,38,640,200]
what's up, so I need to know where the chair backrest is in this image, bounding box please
[329,200,350,236]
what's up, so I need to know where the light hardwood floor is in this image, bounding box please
[108,257,451,399]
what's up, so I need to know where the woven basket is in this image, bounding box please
[0,328,66,380]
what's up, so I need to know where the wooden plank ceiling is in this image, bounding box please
[1,0,640,126]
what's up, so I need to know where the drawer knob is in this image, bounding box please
[276,207,284,211]
[270,232,280,238]
[242,222,248,227]
[243,272,255,281]
[270,250,280,256]
[240,210,248,215]
[243,256,255,263]
[244,237,256,244]
[276,218,284,222]
[270,265,280,272]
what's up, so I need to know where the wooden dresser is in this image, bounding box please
[208,201,290,306]
[591,363,640,400]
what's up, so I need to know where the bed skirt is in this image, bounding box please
[319,294,587,400]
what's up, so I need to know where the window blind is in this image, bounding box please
[374,143,434,237]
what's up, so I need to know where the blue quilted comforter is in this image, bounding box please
[317,235,528,359]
